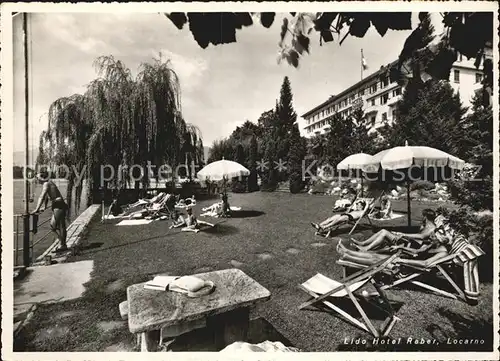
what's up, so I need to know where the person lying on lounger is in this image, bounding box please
[352,209,437,251]
[311,199,370,233]
[336,239,443,270]
[332,187,357,212]
[397,215,485,304]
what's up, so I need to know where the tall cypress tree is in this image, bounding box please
[449,90,493,211]
[349,108,378,156]
[288,123,307,193]
[247,135,259,192]
[324,112,354,169]
[386,80,466,154]
[275,76,297,181]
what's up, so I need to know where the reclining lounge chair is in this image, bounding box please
[337,249,478,303]
[299,253,401,337]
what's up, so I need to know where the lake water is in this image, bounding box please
[12,179,89,265]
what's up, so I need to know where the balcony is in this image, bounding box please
[364,103,379,115]
[387,94,402,106]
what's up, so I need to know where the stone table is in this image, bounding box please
[127,268,271,351]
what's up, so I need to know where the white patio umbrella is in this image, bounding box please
[361,141,465,226]
[362,142,465,173]
[337,153,373,170]
[197,158,250,182]
[337,153,373,197]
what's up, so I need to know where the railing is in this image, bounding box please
[13,213,53,268]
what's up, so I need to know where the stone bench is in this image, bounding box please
[127,269,271,352]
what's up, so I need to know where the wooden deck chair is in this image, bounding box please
[299,254,401,337]
[332,189,361,213]
[317,196,381,238]
[337,252,469,302]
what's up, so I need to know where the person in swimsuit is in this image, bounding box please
[351,209,437,251]
[311,200,369,232]
[336,239,439,270]
[170,207,198,229]
[33,170,68,252]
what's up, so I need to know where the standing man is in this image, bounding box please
[33,170,68,252]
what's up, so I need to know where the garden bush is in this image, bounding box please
[309,179,329,194]
[436,206,493,282]
[231,180,247,193]
[410,180,435,191]
[289,176,304,194]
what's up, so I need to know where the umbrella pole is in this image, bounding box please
[406,180,411,227]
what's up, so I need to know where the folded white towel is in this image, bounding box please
[144,275,215,297]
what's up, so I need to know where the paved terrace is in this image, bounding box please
[16,192,494,352]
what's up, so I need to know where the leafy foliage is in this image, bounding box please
[448,90,493,211]
[165,12,492,104]
[382,80,467,156]
[437,206,493,281]
[247,135,260,192]
[288,123,307,193]
[274,76,297,180]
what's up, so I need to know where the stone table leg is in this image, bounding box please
[207,307,250,350]
[140,329,160,352]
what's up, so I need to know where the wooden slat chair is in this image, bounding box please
[337,252,469,302]
[317,195,383,238]
[299,254,401,337]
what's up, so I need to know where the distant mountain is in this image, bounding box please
[13,148,39,166]
[204,146,210,164]
[14,146,211,166]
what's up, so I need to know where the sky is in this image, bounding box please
[12,12,444,154]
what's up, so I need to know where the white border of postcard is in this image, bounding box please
[1,1,499,360]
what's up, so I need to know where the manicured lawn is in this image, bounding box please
[20,192,493,352]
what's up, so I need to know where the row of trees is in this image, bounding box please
[208,14,492,206]
[37,55,204,211]
[206,76,308,193]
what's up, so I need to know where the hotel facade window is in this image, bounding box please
[392,87,402,97]
[301,54,489,138]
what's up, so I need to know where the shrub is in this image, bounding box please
[231,180,247,193]
[247,171,259,192]
[410,180,435,191]
[309,180,329,194]
[436,206,493,282]
[289,176,304,194]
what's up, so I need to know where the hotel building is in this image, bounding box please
[301,55,488,138]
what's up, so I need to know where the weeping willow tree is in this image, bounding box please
[38,55,203,210]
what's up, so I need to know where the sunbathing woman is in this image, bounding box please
[312,199,369,234]
[170,207,214,233]
[371,196,393,219]
[352,209,437,251]
[397,215,485,304]
[337,238,444,269]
